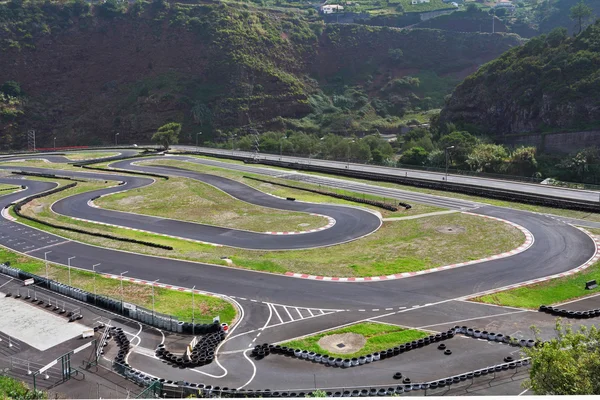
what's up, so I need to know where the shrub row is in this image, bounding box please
[12,183,173,250]
[539,305,600,319]
[79,165,170,180]
[254,329,455,368]
[243,176,403,212]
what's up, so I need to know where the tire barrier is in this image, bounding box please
[0,263,214,333]
[79,164,170,180]
[452,325,539,348]
[116,356,532,398]
[71,150,161,167]
[11,171,87,182]
[243,176,401,212]
[155,326,225,368]
[11,183,173,250]
[0,186,21,192]
[253,330,456,368]
[539,305,600,319]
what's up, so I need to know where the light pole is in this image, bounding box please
[196,132,202,151]
[53,137,56,150]
[67,256,75,286]
[115,132,120,146]
[151,279,159,325]
[92,263,100,305]
[445,146,455,180]
[44,251,52,284]
[231,134,237,156]
[192,285,196,336]
[120,271,129,313]
[279,137,287,159]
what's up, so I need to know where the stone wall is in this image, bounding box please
[500,130,600,154]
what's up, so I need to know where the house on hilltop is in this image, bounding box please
[411,0,430,4]
[321,4,344,13]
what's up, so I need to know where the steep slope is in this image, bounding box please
[439,21,600,135]
[0,0,521,149]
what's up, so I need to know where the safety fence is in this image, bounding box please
[0,264,212,333]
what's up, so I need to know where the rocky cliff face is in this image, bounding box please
[0,0,521,149]
[439,20,600,136]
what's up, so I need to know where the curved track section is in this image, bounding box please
[0,163,381,250]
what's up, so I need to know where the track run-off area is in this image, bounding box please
[0,149,598,394]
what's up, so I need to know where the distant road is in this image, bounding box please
[173,146,599,203]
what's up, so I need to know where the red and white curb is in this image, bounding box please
[101,274,225,299]
[283,211,535,282]
[463,228,600,299]
[265,214,335,235]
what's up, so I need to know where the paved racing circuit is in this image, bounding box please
[0,149,597,395]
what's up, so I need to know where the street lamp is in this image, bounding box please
[67,256,76,286]
[196,132,202,151]
[445,146,455,180]
[120,271,129,313]
[279,137,287,159]
[92,263,101,305]
[231,134,237,156]
[115,132,120,146]
[151,279,159,325]
[44,251,52,284]
[53,137,56,150]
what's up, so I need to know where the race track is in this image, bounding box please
[0,149,597,395]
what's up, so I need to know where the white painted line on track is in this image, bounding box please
[415,310,530,330]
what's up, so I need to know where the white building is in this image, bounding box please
[411,0,430,4]
[321,4,344,13]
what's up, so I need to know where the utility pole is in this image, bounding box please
[92,263,101,306]
[67,256,76,287]
[44,251,52,284]
[120,271,129,314]
[196,132,202,151]
[445,146,455,180]
[115,132,120,146]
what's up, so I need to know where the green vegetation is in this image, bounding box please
[65,151,120,161]
[0,247,236,324]
[281,322,429,358]
[153,122,182,150]
[0,376,46,400]
[524,321,600,395]
[475,260,600,309]
[441,20,600,138]
[95,177,328,232]
[11,163,522,277]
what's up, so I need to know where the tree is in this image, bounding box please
[507,146,538,176]
[427,149,446,167]
[152,122,181,150]
[570,0,593,34]
[438,131,479,166]
[524,321,600,394]
[0,81,21,97]
[466,143,508,173]
[400,147,429,166]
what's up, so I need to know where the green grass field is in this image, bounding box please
[280,322,429,358]
[475,260,600,309]
[13,174,523,277]
[65,151,120,161]
[96,177,328,233]
[0,247,236,324]
[181,154,600,223]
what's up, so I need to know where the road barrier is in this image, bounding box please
[0,264,212,332]
[244,176,402,212]
[539,304,600,319]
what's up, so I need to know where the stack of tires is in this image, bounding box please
[540,305,600,319]
[155,328,225,368]
[112,327,130,366]
[455,325,539,348]
[258,329,456,367]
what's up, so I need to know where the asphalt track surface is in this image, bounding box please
[179,145,600,203]
[0,150,597,393]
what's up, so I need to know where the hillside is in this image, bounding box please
[439,21,600,135]
[0,0,521,149]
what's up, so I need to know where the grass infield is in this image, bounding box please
[280,322,429,359]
